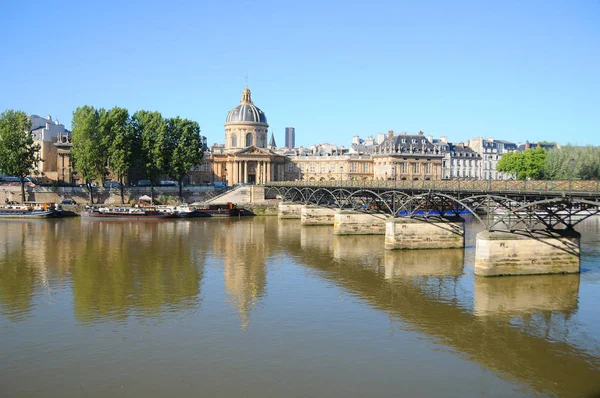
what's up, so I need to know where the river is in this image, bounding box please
[0,216,599,397]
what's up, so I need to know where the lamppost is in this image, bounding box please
[393,161,397,188]
[569,158,575,194]
[340,165,344,184]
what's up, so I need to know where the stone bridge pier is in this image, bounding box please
[474,229,580,276]
[333,211,389,235]
[385,216,465,250]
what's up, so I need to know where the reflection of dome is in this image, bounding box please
[225,87,267,124]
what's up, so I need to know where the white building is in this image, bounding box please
[29,114,69,177]
[467,137,517,180]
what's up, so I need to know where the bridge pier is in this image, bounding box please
[333,211,388,235]
[474,229,580,276]
[278,203,304,219]
[385,216,465,250]
[300,205,336,226]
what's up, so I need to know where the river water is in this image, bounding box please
[0,216,599,397]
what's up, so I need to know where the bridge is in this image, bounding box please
[264,180,600,276]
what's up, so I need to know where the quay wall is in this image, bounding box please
[0,186,223,205]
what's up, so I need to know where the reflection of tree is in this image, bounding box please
[73,221,203,323]
[0,220,77,321]
[210,218,273,330]
[0,256,37,321]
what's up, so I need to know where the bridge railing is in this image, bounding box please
[265,180,600,194]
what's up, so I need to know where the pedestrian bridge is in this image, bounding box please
[265,180,600,276]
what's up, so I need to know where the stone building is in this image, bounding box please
[442,143,482,180]
[208,86,287,185]
[467,137,517,180]
[29,114,69,181]
[371,131,445,181]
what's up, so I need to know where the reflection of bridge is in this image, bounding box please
[266,181,600,276]
[277,220,600,397]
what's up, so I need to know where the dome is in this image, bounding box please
[225,87,268,124]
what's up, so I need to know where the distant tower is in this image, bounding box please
[285,127,295,149]
[268,131,276,149]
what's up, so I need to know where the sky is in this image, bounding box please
[1,0,599,147]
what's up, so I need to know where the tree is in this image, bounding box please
[132,110,167,204]
[105,107,133,203]
[497,148,546,180]
[0,110,42,203]
[543,145,600,180]
[71,106,103,204]
[166,117,204,201]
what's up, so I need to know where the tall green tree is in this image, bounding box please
[105,107,133,203]
[543,145,600,180]
[166,117,204,201]
[132,110,167,203]
[0,110,42,203]
[71,106,103,204]
[497,147,546,180]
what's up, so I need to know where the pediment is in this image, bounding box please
[235,146,274,156]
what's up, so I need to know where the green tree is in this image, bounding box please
[71,106,104,204]
[0,110,42,203]
[105,107,133,203]
[166,117,204,201]
[132,110,167,203]
[497,148,546,180]
[543,145,600,180]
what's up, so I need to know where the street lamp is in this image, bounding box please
[340,165,344,183]
[569,158,575,193]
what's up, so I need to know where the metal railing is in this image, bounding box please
[265,179,600,195]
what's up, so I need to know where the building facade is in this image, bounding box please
[29,114,69,180]
[467,137,517,180]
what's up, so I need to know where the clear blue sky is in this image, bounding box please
[1,0,598,147]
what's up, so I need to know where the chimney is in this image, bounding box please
[440,136,448,143]
[427,134,433,143]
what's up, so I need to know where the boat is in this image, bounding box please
[156,204,211,218]
[191,202,250,217]
[0,202,61,218]
[81,206,175,219]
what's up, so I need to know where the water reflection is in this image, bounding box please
[73,220,204,323]
[474,274,580,317]
[383,249,464,278]
[209,219,270,329]
[279,224,600,397]
[0,219,205,323]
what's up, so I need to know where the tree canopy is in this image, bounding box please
[497,147,547,180]
[0,110,42,202]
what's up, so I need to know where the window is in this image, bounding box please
[246,133,252,147]
[400,162,407,173]
[232,135,237,147]
[320,164,327,173]
[363,163,369,173]
[413,163,420,173]
[425,163,432,174]
[350,162,358,172]
[329,163,335,172]
[309,163,316,173]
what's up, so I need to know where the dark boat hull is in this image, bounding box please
[0,210,56,219]
[81,212,174,219]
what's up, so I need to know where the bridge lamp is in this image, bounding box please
[340,165,344,183]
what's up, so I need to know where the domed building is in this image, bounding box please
[225,87,269,150]
[211,86,286,185]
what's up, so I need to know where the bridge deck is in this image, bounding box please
[266,179,600,198]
